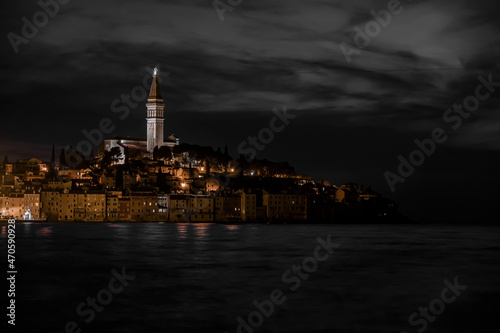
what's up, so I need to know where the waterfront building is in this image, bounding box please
[157,194,169,221]
[59,192,77,221]
[106,195,119,221]
[0,192,40,219]
[215,195,242,222]
[40,191,60,220]
[239,190,257,222]
[118,197,131,221]
[168,194,189,222]
[189,195,214,222]
[130,191,158,221]
[76,191,106,221]
[262,191,307,221]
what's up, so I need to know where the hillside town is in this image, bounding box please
[0,67,400,223]
[0,149,399,223]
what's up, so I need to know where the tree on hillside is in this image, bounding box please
[59,148,67,167]
[153,146,159,160]
[205,159,211,175]
[46,145,57,180]
[223,145,231,172]
[157,146,172,160]
[50,144,55,165]
[102,147,122,168]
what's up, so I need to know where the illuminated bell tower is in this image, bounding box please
[146,67,164,153]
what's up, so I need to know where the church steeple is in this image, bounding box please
[148,69,163,101]
[146,66,165,153]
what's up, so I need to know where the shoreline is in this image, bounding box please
[2,219,497,225]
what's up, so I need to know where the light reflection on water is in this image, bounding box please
[224,224,240,231]
[35,226,52,236]
[193,223,211,240]
[11,223,500,333]
[176,223,189,239]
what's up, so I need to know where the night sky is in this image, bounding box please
[1,0,499,222]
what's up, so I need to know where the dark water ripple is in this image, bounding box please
[2,223,499,333]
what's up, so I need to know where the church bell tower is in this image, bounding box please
[146,67,165,153]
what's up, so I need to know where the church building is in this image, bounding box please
[102,67,179,161]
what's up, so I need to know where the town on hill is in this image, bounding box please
[0,67,401,223]
[0,149,400,223]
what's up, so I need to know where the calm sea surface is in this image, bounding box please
[4,223,500,333]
